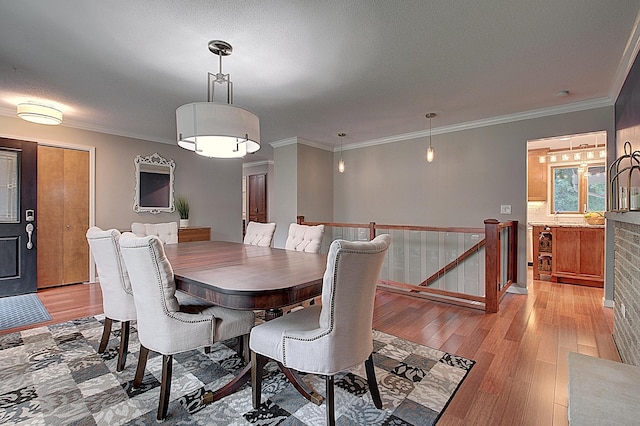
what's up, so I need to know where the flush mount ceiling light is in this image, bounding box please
[425,113,436,163]
[17,102,63,125]
[176,40,260,159]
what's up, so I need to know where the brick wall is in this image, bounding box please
[613,221,640,366]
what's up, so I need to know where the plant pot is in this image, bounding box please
[179,219,189,228]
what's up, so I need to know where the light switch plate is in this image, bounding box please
[500,204,512,214]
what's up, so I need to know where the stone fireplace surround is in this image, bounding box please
[607,212,640,366]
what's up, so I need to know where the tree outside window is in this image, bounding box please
[552,164,605,213]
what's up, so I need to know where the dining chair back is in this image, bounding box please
[243,221,276,247]
[249,234,391,425]
[85,226,137,371]
[284,223,325,253]
[131,222,179,244]
[119,233,255,420]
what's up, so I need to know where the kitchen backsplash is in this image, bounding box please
[527,201,589,225]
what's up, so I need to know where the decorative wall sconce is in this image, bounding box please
[609,141,640,211]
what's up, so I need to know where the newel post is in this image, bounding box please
[297,216,304,225]
[369,222,376,240]
[484,218,500,313]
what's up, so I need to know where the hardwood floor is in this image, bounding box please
[3,269,619,425]
[373,269,618,425]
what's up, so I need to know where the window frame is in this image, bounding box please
[550,161,606,215]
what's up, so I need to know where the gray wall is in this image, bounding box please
[272,143,298,247]
[333,106,615,290]
[1,115,243,243]
[297,144,333,223]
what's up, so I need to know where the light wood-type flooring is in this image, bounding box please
[3,268,619,425]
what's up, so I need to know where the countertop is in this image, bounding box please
[529,222,605,228]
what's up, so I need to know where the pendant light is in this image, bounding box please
[176,40,260,158]
[425,113,436,163]
[338,132,346,173]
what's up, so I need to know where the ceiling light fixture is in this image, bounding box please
[425,113,436,163]
[176,40,260,158]
[17,102,63,125]
[338,132,346,173]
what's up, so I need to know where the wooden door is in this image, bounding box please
[37,146,89,288]
[0,138,37,296]
[248,174,267,223]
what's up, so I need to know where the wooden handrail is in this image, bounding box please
[297,216,518,313]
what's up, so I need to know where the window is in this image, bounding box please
[552,164,606,213]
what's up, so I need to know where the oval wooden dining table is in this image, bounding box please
[163,240,328,404]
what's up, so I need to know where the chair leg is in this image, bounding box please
[365,353,383,409]
[133,345,149,388]
[98,317,113,353]
[157,354,173,421]
[326,375,335,426]
[251,351,268,408]
[238,334,250,364]
[116,321,130,372]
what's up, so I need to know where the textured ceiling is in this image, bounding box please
[0,1,639,162]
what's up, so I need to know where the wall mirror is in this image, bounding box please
[133,153,175,214]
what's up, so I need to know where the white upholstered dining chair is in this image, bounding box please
[249,234,391,425]
[85,227,137,372]
[285,223,325,253]
[243,221,276,247]
[131,221,179,244]
[119,233,255,421]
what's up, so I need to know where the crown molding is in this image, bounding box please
[269,136,332,152]
[335,97,613,152]
[242,160,274,168]
[610,9,640,100]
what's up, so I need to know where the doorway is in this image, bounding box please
[527,130,607,281]
[247,173,267,223]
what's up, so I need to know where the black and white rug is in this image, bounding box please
[0,293,51,332]
[0,316,474,425]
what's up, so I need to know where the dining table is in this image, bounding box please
[163,240,328,404]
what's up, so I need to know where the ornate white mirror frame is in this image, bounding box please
[133,153,175,214]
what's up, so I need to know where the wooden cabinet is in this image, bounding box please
[528,149,548,201]
[551,226,604,287]
[178,227,210,243]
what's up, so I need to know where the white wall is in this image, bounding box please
[333,106,615,290]
[1,115,243,242]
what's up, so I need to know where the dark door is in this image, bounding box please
[248,173,267,223]
[0,138,37,297]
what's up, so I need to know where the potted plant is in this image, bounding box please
[175,196,190,228]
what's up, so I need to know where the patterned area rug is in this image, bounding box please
[0,293,51,331]
[0,316,474,425]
